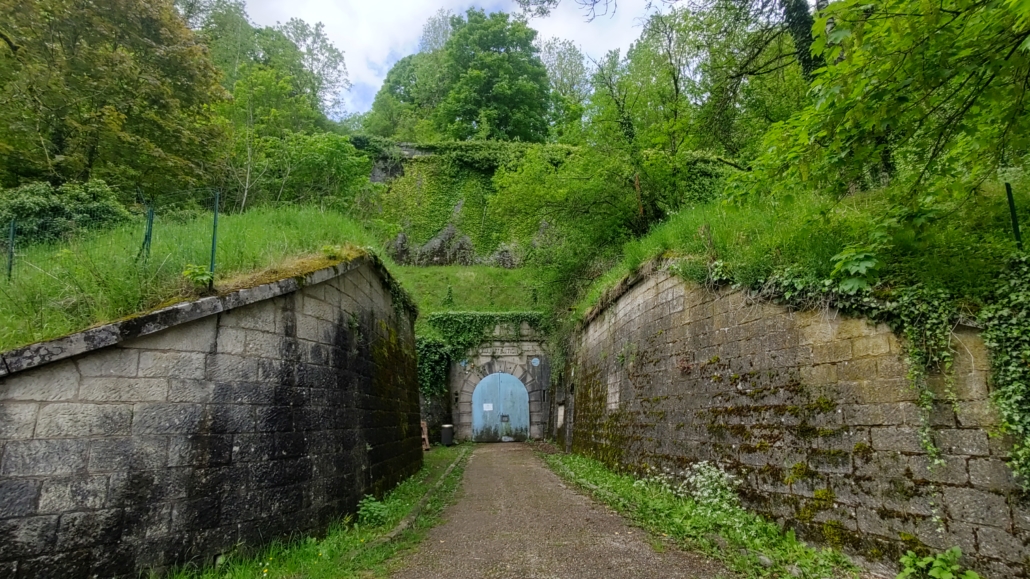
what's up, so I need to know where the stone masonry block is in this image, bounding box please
[205,354,258,382]
[871,427,923,453]
[854,379,917,404]
[969,458,1019,492]
[842,403,919,427]
[956,400,999,428]
[876,356,908,379]
[38,476,108,513]
[222,301,277,333]
[76,348,139,378]
[837,358,879,381]
[943,486,1011,527]
[935,429,989,456]
[132,403,203,435]
[801,364,837,386]
[35,404,132,438]
[0,516,59,559]
[215,328,246,356]
[0,403,38,439]
[1,439,88,476]
[89,437,167,472]
[835,318,877,340]
[976,525,1027,561]
[800,321,835,345]
[302,297,335,322]
[80,377,167,402]
[812,341,853,364]
[244,331,285,359]
[953,371,988,401]
[0,361,79,402]
[0,479,40,518]
[853,335,891,358]
[907,455,968,485]
[56,508,124,550]
[138,352,206,380]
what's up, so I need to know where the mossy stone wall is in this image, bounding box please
[570,272,1026,578]
[0,260,422,577]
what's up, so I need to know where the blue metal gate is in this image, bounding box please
[472,373,529,442]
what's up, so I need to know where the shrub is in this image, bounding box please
[0,180,131,242]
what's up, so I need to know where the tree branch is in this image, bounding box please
[716,157,751,171]
[0,29,19,54]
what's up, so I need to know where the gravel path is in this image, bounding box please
[390,443,731,579]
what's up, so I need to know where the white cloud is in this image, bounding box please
[242,0,657,114]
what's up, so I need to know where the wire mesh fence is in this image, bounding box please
[0,186,375,352]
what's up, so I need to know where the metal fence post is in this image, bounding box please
[1007,183,1023,251]
[209,190,219,290]
[137,205,154,262]
[5,219,14,282]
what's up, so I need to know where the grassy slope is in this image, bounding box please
[392,265,549,318]
[165,444,468,579]
[574,182,1030,319]
[0,206,378,351]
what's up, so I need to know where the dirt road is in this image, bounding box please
[390,443,730,579]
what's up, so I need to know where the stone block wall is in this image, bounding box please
[0,258,422,578]
[569,272,1026,577]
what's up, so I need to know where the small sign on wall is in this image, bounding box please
[483,403,493,411]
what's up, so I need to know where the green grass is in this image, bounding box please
[545,453,857,579]
[392,265,550,317]
[0,206,379,351]
[573,182,1030,319]
[165,443,469,579]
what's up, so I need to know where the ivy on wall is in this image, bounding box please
[416,311,546,397]
[981,256,1030,481]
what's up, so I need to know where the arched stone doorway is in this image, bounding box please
[450,323,550,441]
[471,373,529,442]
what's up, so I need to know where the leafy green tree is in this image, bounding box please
[0,0,225,194]
[435,9,551,142]
[751,0,1030,198]
[539,37,590,142]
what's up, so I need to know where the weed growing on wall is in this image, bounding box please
[547,453,857,579]
[897,547,980,579]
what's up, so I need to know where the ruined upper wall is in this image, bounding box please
[0,258,422,577]
[568,271,1025,578]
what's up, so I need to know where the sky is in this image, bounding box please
[244,0,658,115]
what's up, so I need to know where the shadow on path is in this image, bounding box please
[390,443,731,579]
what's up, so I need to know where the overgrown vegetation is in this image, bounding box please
[546,453,857,579]
[0,206,377,351]
[416,312,546,396]
[163,444,468,579]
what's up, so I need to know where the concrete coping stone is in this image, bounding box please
[0,254,415,378]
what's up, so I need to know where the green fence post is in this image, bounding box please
[209,190,219,290]
[137,205,154,262]
[1007,183,1023,251]
[5,219,14,282]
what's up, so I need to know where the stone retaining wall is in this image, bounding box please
[0,257,422,577]
[567,271,1026,578]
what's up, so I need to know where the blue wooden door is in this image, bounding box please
[472,373,529,442]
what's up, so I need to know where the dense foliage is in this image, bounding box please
[0,0,224,192]
[364,9,551,143]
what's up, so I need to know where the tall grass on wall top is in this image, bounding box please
[0,205,377,352]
